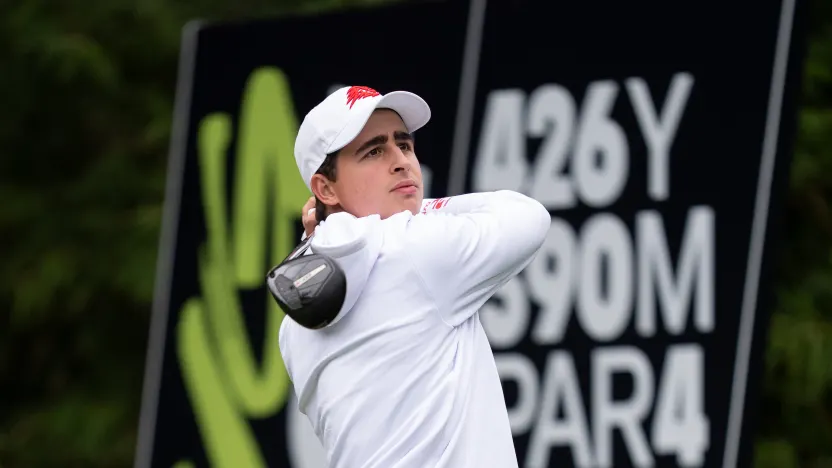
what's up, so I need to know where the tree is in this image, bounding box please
[755,0,832,466]
[0,1,390,466]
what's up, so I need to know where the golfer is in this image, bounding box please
[279,85,551,468]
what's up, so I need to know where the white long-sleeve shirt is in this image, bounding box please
[279,190,551,468]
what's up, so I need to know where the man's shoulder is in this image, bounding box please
[380,205,467,235]
[373,209,463,262]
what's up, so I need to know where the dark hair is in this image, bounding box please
[314,151,339,223]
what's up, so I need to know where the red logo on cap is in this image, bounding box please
[346,86,380,108]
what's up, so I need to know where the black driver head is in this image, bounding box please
[266,245,347,330]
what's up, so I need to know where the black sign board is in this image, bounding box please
[135,0,808,466]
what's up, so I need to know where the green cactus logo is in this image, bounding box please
[175,67,310,467]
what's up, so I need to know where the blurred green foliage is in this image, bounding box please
[755,0,832,466]
[0,0,829,466]
[0,0,391,466]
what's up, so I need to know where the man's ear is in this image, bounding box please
[310,174,339,207]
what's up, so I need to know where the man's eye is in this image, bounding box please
[398,142,412,151]
[365,147,382,158]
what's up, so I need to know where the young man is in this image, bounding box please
[279,85,551,468]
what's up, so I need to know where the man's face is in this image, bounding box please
[316,109,424,220]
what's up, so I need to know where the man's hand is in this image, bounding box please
[302,196,317,237]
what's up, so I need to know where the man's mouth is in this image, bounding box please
[391,180,418,194]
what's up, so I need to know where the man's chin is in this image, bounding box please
[404,198,423,216]
[380,199,421,219]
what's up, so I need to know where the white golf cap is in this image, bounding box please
[294,85,431,190]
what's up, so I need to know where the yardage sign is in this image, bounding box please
[459,1,807,466]
[135,0,808,467]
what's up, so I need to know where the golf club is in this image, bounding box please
[266,233,347,330]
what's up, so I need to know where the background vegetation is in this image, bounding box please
[0,0,829,466]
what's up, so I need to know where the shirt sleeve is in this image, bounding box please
[278,317,293,383]
[405,190,551,327]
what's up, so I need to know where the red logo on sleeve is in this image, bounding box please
[346,86,380,108]
[421,197,451,214]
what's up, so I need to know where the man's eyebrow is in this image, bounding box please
[353,131,414,156]
[394,131,414,142]
[354,134,387,156]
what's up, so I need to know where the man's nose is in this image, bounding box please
[390,145,411,173]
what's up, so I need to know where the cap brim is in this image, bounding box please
[327,91,431,154]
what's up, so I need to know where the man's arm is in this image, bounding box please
[405,190,551,327]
